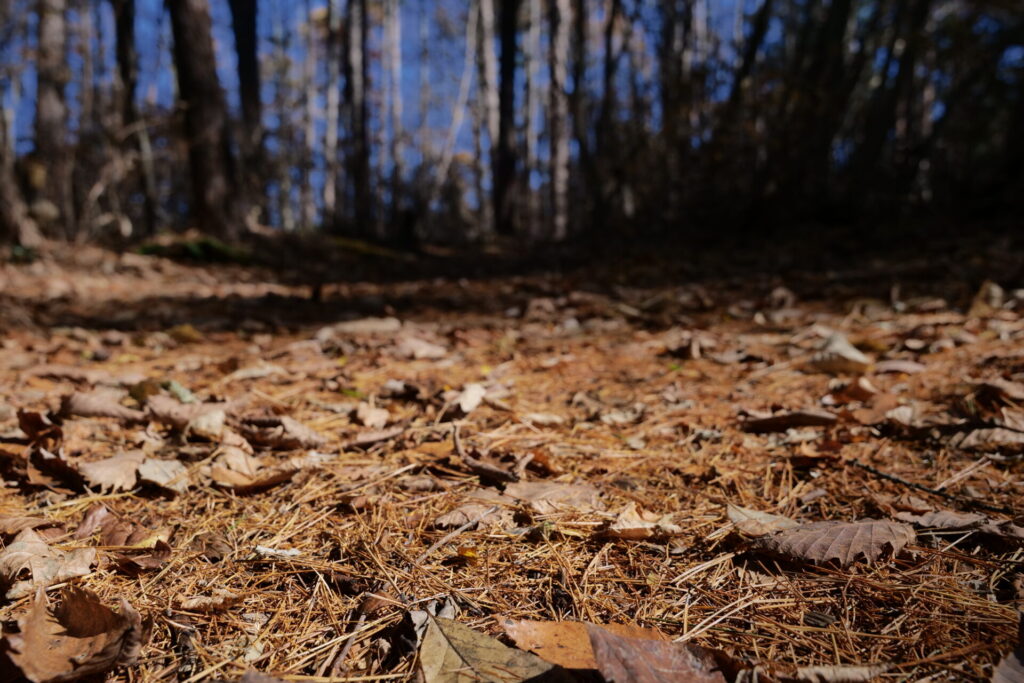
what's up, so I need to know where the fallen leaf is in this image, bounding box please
[741,409,837,433]
[0,517,62,541]
[0,528,96,599]
[78,450,146,492]
[603,503,682,541]
[147,395,230,440]
[503,620,666,670]
[993,614,1023,683]
[315,317,402,341]
[521,412,565,427]
[433,490,513,529]
[585,622,728,682]
[872,359,926,375]
[239,415,327,450]
[809,333,871,375]
[396,335,448,360]
[60,390,146,422]
[1,587,143,682]
[727,505,800,537]
[789,664,890,682]
[419,616,565,683]
[753,519,914,566]
[456,383,487,414]
[113,539,172,575]
[355,402,389,429]
[505,481,603,515]
[137,458,192,494]
[177,588,243,613]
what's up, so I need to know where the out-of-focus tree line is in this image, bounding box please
[0,0,1021,248]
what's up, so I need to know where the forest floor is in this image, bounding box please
[0,232,1021,682]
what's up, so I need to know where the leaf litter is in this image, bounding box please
[0,244,1019,681]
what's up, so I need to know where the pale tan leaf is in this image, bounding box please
[504,481,603,515]
[0,529,96,599]
[727,505,799,537]
[177,588,243,613]
[419,616,563,683]
[60,390,146,422]
[137,458,191,494]
[753,519,914,566]
[603,503,682,541]
[239,415,327,449]
[78,450,146,492]
[790,664,890,682]
[809,333,871,375]
[355,402,390,429]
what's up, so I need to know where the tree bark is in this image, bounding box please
[523,0,541,237]
[35,0,74,237]
[494,0,520,236]
[227,0,263,219]
[387,0,405,224]
[344,0,372,233]
[548,0,571,241]
[323,0,342,225]
[0,105,42,247]
[167,0,244,239]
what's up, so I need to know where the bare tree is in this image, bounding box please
[548,0,571,240]
[323,0,342,224]
[494,0,521,236]
[344,0,372,233]
[523,0,541,237]
[35,0,73,237]
[387,0,405,222]
[228,0,264,219]
[167,0,245,239]
[299,0,317,230]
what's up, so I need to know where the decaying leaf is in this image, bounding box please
[992,614,1023,683]
[503,619,666,670]
[396,335,448,360]
[78,450,146,492]
[60,390,146,422]
[809,333,871,375]
[456,383,487,414]
[740,408,837,433]
[1,587,143,682]
[786,663,890,683]
[727,505,800,537]
[177,588,243,613]
[433,490,513,529]
[354,402,390,429]
[113,539,172,575]
[504,481,603,515]
[239,415,327,449]
[602,503,682,540]
[419,616,565,683]
[585,622,728,683]
[147,395,230,440]
[0,528,96,599]
[137,457,192,494]
[753,519,914,566]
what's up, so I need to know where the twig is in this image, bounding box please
[848,460,1017,515]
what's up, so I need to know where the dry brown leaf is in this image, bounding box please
[1,587,143,683]
[0,517,62,541]
[419,616,564,683]
[73,504,117,541]
[396,335,448,360]
[504,481,603,515]
[809,333,872,375]
[113,540,172,575]
[0,529,96,599]
[585,622,728,683]
[727,505,800,537]
[894,509,987,530]
[753,519,914,566]
[741,408,837,433]
[433,490,513,529]
[137,457,191,494]
[147,395,230,440]
[59,390,146,422]
[993,614,1023,683]
[603,503,682,541]
[78,450,146,492]
[177,588,243,613]
[788,664,890,682]
[354,402,390,429]
[872,359,926,375]
[503,619,666,670]
[239,415,327,449]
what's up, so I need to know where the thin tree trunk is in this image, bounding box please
[78,1,94,130]
[227,0,263,220]
[432,2,478,206]
[476,0,499,235]
[0,104,42,246]
[300,0,317,230]
[35,0,74,238]
[494,0,520,235]
[323,0,342,225]
[523,0,541,237]
[345,0,372,233]
[387,0,404,223]
[167,0,245,239]
[548,0,571,241]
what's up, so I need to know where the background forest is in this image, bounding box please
[0,0,1021,248]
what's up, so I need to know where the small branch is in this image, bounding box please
[848,460,1017,516]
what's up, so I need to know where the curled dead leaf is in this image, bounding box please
[0,528,96,599]
[752,519,914,567]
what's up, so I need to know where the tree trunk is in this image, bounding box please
[387,0,405,224]
[344,0,372,234]
[35,0,74,238]
[300,0,317,230]
[167,0,244,239]
[494,0,520,236]
[548,0,571,241]
[227,0,263,219]
[0,105,42,247]
[523,0,541,238]
[475,0,499,235]
[323,0,342,225]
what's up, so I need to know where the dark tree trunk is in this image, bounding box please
[35,0,74,238]
[344,0,372,233]
[167,0,244,239]
[227,0,263,220]
[494,0,520,235]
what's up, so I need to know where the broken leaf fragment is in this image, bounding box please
[603,503,682,541]
[585,622,728,683]
[809,333,871,375]
[78,450,146,492]
[727,505,799,537]
[419,616,567,683]
[0,587,143,683]
[503,619,666,670]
